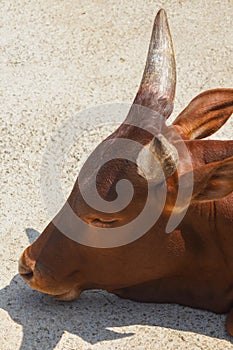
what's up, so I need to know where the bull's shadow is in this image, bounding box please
[0,228,232,350]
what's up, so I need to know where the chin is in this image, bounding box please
[52,287,82,301]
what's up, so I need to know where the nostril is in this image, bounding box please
[22,271,34,280]
[18,261,34,281]
[19,248,36,283]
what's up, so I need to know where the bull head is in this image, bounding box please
[19,9,233,335]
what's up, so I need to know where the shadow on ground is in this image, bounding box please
[0,228,232,349]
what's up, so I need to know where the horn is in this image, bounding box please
[136,134,178,183]
[133,9,176,118]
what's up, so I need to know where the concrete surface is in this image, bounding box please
[1,0,233,349]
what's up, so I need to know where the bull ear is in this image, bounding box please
[181,156,233,202]
[133,9,176,118]
[173,89,233,140]
[136,134,178,184]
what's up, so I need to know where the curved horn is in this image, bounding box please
[134,9,176,118]
[136,134,178,184]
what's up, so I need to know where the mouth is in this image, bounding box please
[19,255,82,301]
[20,276,82,301]
[19,269,82,301]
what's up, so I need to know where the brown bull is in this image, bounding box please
[19,10,233,335]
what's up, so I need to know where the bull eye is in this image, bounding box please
[91,218,118,227]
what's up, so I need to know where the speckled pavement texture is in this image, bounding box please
[1,0,233,349]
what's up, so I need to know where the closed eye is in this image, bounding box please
[91,218,118,227]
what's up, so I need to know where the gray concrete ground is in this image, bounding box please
[1,0,233,349]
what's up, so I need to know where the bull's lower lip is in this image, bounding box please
[53,287,82,301]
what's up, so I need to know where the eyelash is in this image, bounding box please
[91,218,118,227]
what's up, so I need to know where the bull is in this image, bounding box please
[19,9,233,335]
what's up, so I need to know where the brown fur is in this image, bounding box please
[18,9,233,336]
